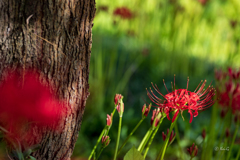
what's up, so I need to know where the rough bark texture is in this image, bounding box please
[0,0,95,159]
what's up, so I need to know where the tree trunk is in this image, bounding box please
[0,0,95,159]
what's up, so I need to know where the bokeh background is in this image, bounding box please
[73,0,240,159]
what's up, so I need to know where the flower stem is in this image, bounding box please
[174,122,184,160]
[235,148,240,160]
[226,122,239,160]
[118,117,145,155]
[156,115,179,160]
[96,147,104,160]
[113,116,122,160]
[137,127,153,153]
[143,116,165,158]
[88,127,106,160]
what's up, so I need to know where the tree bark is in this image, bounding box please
[0,0,95,159]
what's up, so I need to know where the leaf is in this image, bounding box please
[28,156,37,160]
[124,146,145,160]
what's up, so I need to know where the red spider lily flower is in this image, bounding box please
[198,0,208,6]
[162,129,176,145]
[187,143,198,158]
[106,113,113,127]
[0,70,66,147]
[147,76,215,123]
[228,67,240,80]
[113,7,133,19]
[142,104,151,118]
[215,69,227,81]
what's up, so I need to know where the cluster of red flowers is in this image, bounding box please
[113,7,133,19]
[215,68,240,116]
[0,70,66,148]
[147,76,215,123]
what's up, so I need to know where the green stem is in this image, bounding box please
[203,104,218,160]
[137,127,153,153]
[88,127,106,160]
[143,116,165,158]
[235,148,240,160]
[174,122,184,160]
[226,122,239,160]
[118,117,145,155]
[96,147,104,160]
[156,115,179,160]
[113,116,122,160]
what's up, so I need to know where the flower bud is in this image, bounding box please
[114,94,123,105]
[142,104,151,118]
[101,135,110,147]
[162,129,176,145]
[106,113,113,127]
[187,143,198,158]
[151,108,162,128]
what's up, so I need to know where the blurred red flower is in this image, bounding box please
[147,77,215,123]
[215,68,240,115]
[0,70,65,147]
[113,7,133,19]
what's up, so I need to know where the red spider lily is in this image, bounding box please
[0,70,66,147]
[198,0,208,6]
[147,76,215,123]
[215,69,227,81]
[228,67,240,80]
[113,7,133,19]
[216,68,240,115]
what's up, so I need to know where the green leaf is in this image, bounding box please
[124,146,145,160]
[28,156,37,160]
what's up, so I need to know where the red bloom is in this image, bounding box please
[147,77,215,123]
[113,7,133,19]
[0,70,65,147]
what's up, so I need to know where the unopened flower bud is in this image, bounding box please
[162,129,176,145]
[106,113,113,127]
[225,128,230,138]
[116,98,124,117]
[151,108,162,128]
[142,104,151,118]
[187,143,198,158]
[101,135,110,147]
[114,94,123,105]
[202,129,206,140]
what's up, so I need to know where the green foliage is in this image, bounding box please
[124,146,144,160]
[73,0,240,159]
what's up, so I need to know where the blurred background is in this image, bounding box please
[72,0,240,159]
